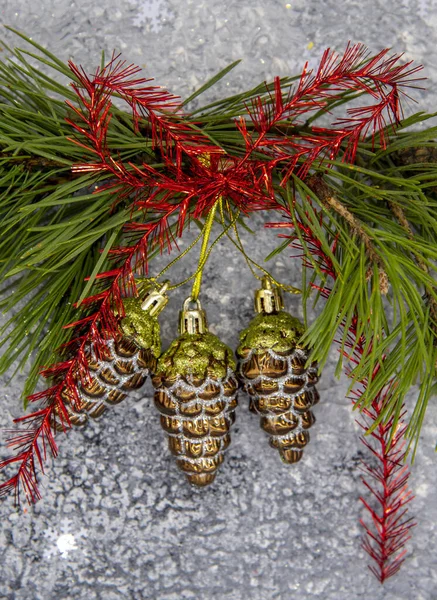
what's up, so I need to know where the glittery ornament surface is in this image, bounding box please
[237,310,305,354]
[153,331,238,485]
[155,331,236,380]
[120,297,162,356]
[55,335,156,429]
[153,368,238,486]
[237,342,319,464]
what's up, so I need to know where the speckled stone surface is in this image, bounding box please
[1,1,436,599]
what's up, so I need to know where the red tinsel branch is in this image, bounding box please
[353,380,415,582]
[67,53,220,183]
[267,212,415,583]
[65,55,277,229]
[236,43,423,182]
[66,44,423,221]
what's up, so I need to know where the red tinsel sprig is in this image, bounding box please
[65,45,423,224]
[343,314,416,581]
[236,43,423,182]
[356,388,415,582]
[67,53,221,183]
[66,56,285,230]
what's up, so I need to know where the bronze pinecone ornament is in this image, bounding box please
[152,298,239,486]
[237,278,319,464]
[54,284,168,430]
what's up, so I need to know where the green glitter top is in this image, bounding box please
[156,332,236,380]
[237,310,304,354]
[119,297,162,357]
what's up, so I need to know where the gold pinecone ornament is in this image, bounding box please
[55,284,169,430]
[152,298,239,486]
[236,278,319,464]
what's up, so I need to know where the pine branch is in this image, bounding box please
[267,198,415,582]
[307,174,389,293]
[387,199,437,336]
[273,158,437,450]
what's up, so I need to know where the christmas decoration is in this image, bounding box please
[1,30,435,581]
[53,284,168,430]
[152,297,239,486]
[237,277,319,464]
[357,384,415,582]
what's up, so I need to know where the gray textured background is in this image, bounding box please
[0,1,436,599]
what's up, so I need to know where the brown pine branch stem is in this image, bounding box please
[387,200,437,337]
[306,174,389,293]
[0,151,70,169]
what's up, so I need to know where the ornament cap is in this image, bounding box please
[179,297,208,334]
[141,281,169,316]
[254,276,284,314]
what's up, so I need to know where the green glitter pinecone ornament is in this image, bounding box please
[54,284,168,430]
[152,297,239,486]
[236,277,319,464]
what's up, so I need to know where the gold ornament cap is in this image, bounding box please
[140,281,169,316]
[119,281,169,354]
[179,297,208,334]
[254,276,284,314]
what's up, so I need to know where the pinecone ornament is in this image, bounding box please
[54,284,168,430]
[236,277,319,464]
[152,298,239,486]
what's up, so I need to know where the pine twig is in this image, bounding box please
[393,146,437,168]
[0,153,70,169]
[307,174,389,293]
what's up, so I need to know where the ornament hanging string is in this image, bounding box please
[141,199,241,295]
[141,198,299,300]
[219,200,301,296]
[191,199,220,301]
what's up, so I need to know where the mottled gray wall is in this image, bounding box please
[0,1,436,599]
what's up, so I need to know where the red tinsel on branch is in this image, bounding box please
[235,43,422,182]
[356,386,415,582]
[342,319,415,582]
[0,44,419,580]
